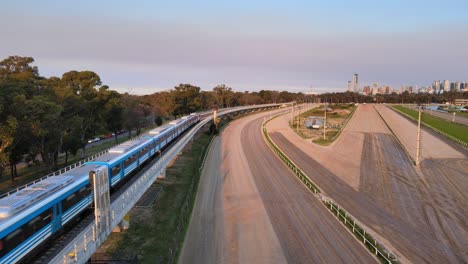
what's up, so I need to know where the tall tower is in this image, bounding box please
[444,80,450,92]
[347,81,352,92]
[352,74,359,93]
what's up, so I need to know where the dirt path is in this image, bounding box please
[180,109,376,263]
[267,104,468,263]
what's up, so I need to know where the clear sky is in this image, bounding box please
[1,0,467,94]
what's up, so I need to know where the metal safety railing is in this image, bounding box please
[261,112,399,264]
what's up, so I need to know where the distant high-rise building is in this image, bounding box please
[444,80,450,91]
[347,81,352,92]
[371,82,378,95]
[384,86,390,94]
[352,74,359,93]
[363,86,371,95]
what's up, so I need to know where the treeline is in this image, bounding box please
[320,90,468,104]
[0,56,308,180]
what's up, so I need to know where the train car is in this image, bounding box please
[0,112,202,263]
[86,136,156,187]
[0,168,94,263]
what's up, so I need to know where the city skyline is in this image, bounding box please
[1,0,467,95]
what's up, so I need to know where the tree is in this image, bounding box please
[60,71,107,155]
[104,93,124,143]
[213,84,235,108]
[199,91,217,110]
[0,117,17,178]
[122,95,152,136]
[61,116,84,165]
[173,84,202,117]
[0,56,39,80]
[26,95,63,172]
[154,115,163,126]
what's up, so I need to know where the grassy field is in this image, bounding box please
[448,111,468,118]
[393,105,468,144]
[102,127,212,263]
[290,104,355,145]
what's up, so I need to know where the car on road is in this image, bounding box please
[87,138,100,144]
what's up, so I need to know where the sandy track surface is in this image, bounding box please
[375,105,465,160]
[180,109,376,264]
[267,104,468,263]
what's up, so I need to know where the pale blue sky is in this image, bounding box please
[1,0,467,94]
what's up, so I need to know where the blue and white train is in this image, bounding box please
[0,113,200,263]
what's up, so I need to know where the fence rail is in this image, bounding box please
[390,106,468,149]
[261,112,399,264]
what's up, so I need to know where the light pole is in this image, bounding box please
[415,106,422,166]
[323,107,327,140]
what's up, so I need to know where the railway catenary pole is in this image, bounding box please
[415,108,422,166]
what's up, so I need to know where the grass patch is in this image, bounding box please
[312,131,340,145]
[392,105,468,144]
[448,111,468,118]
[291,104,356,144]
[102,128,212,263]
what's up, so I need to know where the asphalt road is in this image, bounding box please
[267,104,468,263]
[179,109,376,264]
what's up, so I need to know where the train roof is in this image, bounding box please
[149,124,172,135]
[90,136,154,165]
[0,176,73,219]
[169,118,187,125]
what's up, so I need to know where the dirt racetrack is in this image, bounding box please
[179,109,376,264]
[267,104,468,263]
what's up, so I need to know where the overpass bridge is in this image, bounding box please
[31,104,282,264]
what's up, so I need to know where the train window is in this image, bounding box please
[62,193,77,212]
[0,228,23,258]
[0,208,53,258]
[140,146,149,156]
[27,209,53,234]
[111,165,121,177]
[62,186,90,212]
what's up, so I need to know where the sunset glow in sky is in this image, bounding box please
[1,0,467,94]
